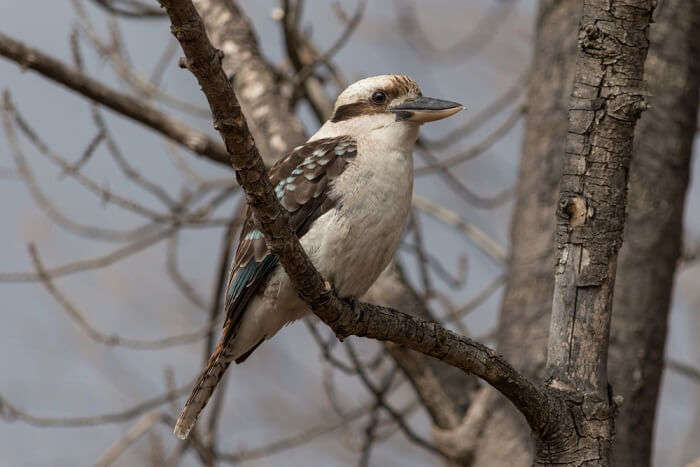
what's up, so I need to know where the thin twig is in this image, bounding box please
[0,382,193,427]
[412,195,508,263]
[416,104,524,174]
[95,411,164,467]
[0,31,230,164]
[73,0,210,118]
[28,243,216,349]
[415,143,514,209]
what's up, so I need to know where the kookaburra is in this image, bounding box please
[174,74,463,439]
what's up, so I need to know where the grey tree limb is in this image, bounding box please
[0,31,230,165]
[542,1,655,463]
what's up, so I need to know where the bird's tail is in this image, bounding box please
[173,346,232,440]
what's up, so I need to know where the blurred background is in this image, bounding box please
[0,1,698,466]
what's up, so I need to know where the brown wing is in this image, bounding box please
[222,136,358,331]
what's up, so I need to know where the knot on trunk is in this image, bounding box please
[558,195,593,227]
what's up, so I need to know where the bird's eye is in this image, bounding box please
[370,90,387,105]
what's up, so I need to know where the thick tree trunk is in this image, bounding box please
[608,1,700,464]
[472,0,699,465]
[540,2,655,462]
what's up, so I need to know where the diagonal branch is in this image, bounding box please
[0,31,230,165]
[158,0,556,438]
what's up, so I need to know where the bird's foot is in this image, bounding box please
[335,296,363,342]
[347,296,363,323]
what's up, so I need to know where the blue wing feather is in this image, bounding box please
[224,254,279,329]
[222,136,357,336]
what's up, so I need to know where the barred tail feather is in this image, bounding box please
[173,347,232,440]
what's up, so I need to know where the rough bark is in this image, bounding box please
[471,2,581,464]
[608,1,700,464]
[473,1,698,464]
[540,2,655,463]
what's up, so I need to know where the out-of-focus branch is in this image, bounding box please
[412,195,507,263]
[28,243,216,349]
[167,234,209,310]
[421,71,527,149]
[415,143,514,209]
[443,274,506,324]
[667,359,700,383]
[395,0,518,63]
[215,405,368,464]
[191,0,307,164]
[416,104,524,175]
[288,0,367,95]
[159,0,556,440]
[90,0,166,18]
[345,342,445,460]
[280,0,334,121]
[0,31,230,165]
[73,0,210,118]
[0,382,192,427]
[92,108,179,208]
[95,411,163,467]
[385,344,462,430]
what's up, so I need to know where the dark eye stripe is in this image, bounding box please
[331,102,382,122]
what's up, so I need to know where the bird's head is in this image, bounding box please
[326,75,463,140]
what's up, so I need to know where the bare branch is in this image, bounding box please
[415,143,514,209]
[167,234,209,311]
[345,342,446,460]
[0,31,230,165]
[92,108,178,208]
[667,359,700,383]
[95,411,163,467]
[28,243,216,349]
[415,104,524,175]
[215,405,368,464]
[396,0,518,63]
[0,228,175,282]
[73,0,210,118]
[191,0,307,164]
[443,274,506,324]
[289,0,367,89]
[421,71,527,149]
[90,0,167,18]
[412,195,508,263]
[0,382,192,427]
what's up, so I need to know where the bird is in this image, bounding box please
[173,74,463,440]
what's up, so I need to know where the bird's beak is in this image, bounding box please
[390,97,464,123]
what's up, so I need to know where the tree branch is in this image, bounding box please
[0,31,230,165]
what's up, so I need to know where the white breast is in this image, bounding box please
[303,139,414,297]
[228,125,417,357]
